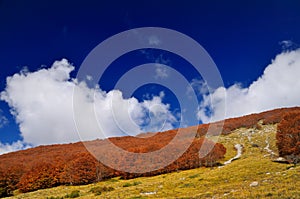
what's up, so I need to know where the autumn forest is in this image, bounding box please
[0,107,300,197]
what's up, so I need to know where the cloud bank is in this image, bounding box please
[198,49,300,123]
[0,59,176,153]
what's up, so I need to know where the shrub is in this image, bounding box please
[133,181,142,186]
[90,187,102,196]
[89,186,114,196]
[180,183,194,188]
[46,196,64,199]
[123,182,133,187]
[188,174,200,179]
[108,178,119,182]
[128,196,147,199]
[122,181,142,187]
[65,190,80,198]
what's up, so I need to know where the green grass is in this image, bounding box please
[123,181,142,187]
[89,186,114,196]
[6,124,300,198]
[64,190,80,198]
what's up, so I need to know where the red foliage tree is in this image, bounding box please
[61,153,97,185]
[0,164,24,197]
[276,111,300,163]
[17,162,61,192]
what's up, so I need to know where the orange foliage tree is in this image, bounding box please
[0,164,24,197]
[17,162,62,193]
[276,111,300,164]
[61,153,97,185]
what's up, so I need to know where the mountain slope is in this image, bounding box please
[1,107,300,198]
[5,122,300,198]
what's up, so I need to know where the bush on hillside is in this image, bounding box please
[276,111,300,164]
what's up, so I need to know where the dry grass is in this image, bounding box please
[7,124,300,199]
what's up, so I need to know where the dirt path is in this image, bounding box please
[223,144,243,165]
[264,138,277,156]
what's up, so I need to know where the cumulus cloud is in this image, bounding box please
[198,49,300,123]
[140,91,176,132]
[0,59,177,151]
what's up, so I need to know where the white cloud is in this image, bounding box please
[279,40,298,51]
[155,64,169,79]
[198,49,300,123]
[0,59,177,152]
[86,75,93,81]
[0,110,8,128]
[280,40,293,48]
[0,140,30,155]
[148,35,161,46]
[140,91,177,132]
[187,79,209,98]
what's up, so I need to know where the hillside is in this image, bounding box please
[5,120,300,198]
[1,107,300,198]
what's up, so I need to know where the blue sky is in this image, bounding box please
[0,0,300,153]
